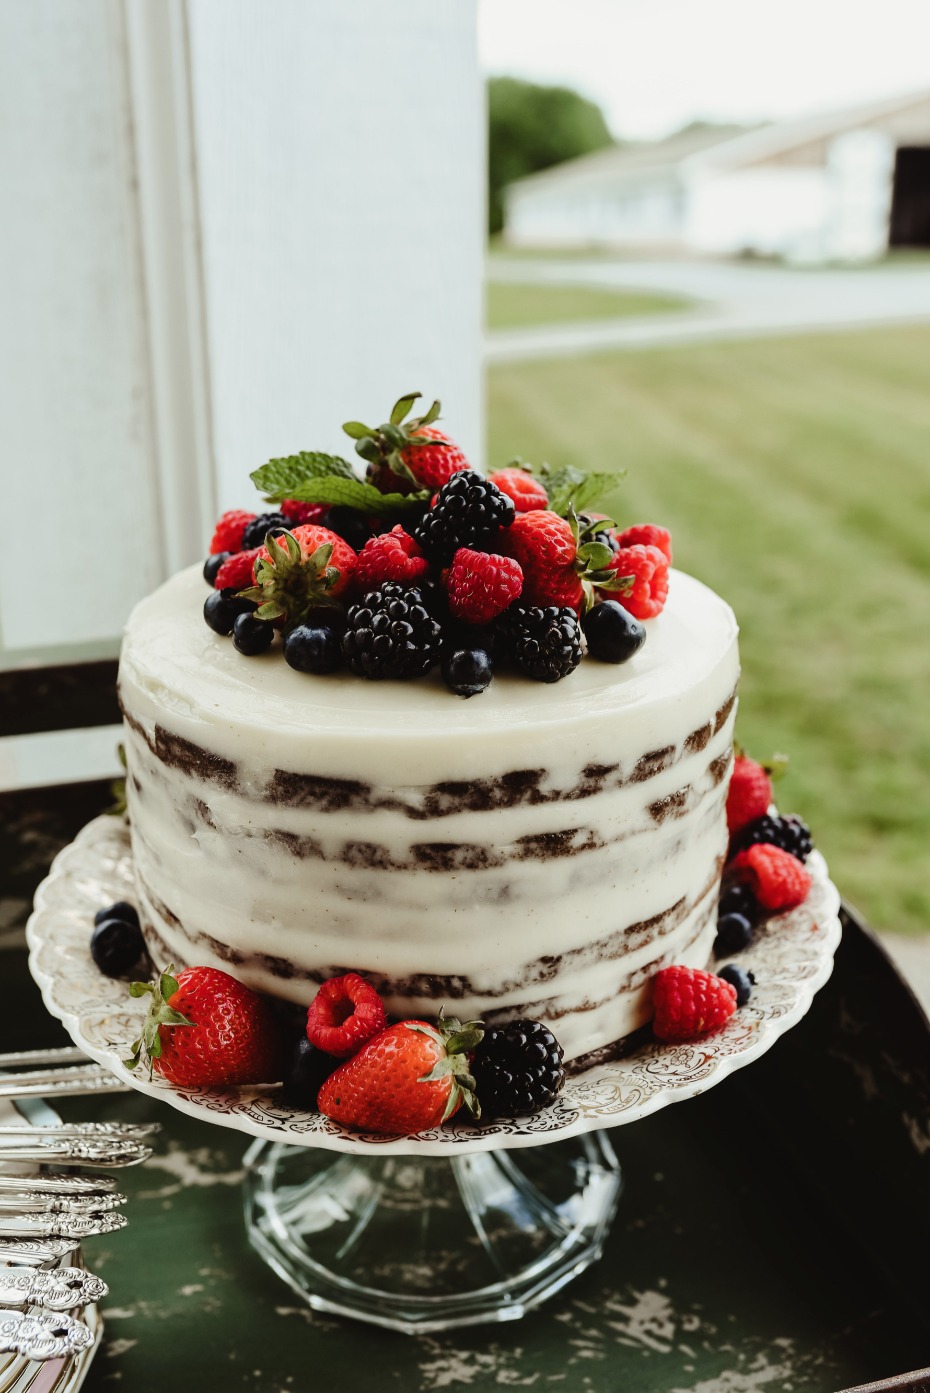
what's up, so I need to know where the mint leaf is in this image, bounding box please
[285,477,429,514]
[537,463,626,518]
[250,451,356,501]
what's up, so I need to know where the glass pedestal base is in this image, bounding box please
[242,1133,622,1334]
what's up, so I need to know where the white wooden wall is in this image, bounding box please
[1,0,484,678]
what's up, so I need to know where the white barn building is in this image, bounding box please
[503,89,930,263]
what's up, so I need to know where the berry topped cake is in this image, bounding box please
[116,392,744,1086]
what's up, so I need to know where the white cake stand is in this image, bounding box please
[26,815,842,1333]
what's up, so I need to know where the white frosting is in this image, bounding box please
[119,564,740,1060]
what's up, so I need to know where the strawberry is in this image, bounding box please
[344,393,470,495]
[317,1016,484,1135]
[501,510,621,612]
[726,754,783,835]
[615,524,673,564]
[213,547,261,591]
[446,548,523,625]
[305,973,387,1059]
[354,525,430,591]
[209,509,256,555]
[488,468,549,513]
[728,844,812,913]
[280,499,328,526]
[652,965,738,1043]
[600,544,669,619]
[242,524,357,626]
[125,966,285,1087]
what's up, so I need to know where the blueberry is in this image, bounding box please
[582,600,647,664]
[94,901,139,929]
[204,588,254,636]
[281,1037,340,1110]
[284,625,342,674]
[442,647,494,698]
[717,964,755,1007]
[324,507,373,552]
[232,613,275,655]
[714,912,754,957]
[203,552,230,586]
[91,918,147,979]
[303,605,348,637]
[719,881,761,924]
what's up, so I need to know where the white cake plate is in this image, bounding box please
[25,814,842,1333]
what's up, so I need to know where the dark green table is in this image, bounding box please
[2,905,928,1392]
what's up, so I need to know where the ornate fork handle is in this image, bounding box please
[0,1309,94,1361]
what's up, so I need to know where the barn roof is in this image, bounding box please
[505,123,749,196]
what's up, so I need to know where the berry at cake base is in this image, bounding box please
[116,393,740,1069]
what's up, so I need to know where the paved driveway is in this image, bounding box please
[485,256,930,362]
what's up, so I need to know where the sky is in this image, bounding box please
[478,0,930,141]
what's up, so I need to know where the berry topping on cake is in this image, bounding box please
[716,964,755,1007]
[726,753,785,835]
[615,524,673,564]
[282,1037,340,1109]
[94,900,140,929]
[728,844,812,913]
[344,392,471,495]
[305,973,387,1059]
[441,644,494,698]
[714,912,755,957]
[501,509,623,611]
[718,880,762,924]
[91,914,147,980]
[413,469,515,564]
[242,525,357,627]
[209,509,256,555]
[283,624,343,674]
[731,813,813,863]
[487,467,549,513]
[203,552,230,586]
[213,547,262,592]
[324,506,378,552]
[446,548,524,625]
[470,1018,565,1118]
[125,966,286,1087]
[600,543,670,620]
[232,612,275,655]
[241,512,291,550]
[354,525,430,591]
[203,588,255,636]
[652,965,738,1042]
[317,1016,484,1134]
[281,499,328,526]
[582,599,647,664]
[341,582,442,680]
[505,605,582,683]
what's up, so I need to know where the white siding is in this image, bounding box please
[685,168,829,258]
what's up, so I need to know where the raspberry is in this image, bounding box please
[502,511,582,610]
[341,582,442,680]
[413,470,515,565]
[726,756,773,835]
[354,525,430,591]
[601,544,669,620]
[615,524,673,564]
[209,509,256,555]
[652,965,738,1043]
[305,973,387,1059]
[471,1019,565,1118]
[728,844,812,913]
[446,548,523,625]
[213,548,261,591]
[505,605,582,683]
[281,499,328,525]
[487,468,549,513]
[731,813,813,863]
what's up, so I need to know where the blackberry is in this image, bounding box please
[241,512,291,550]
[412,469,514,564]
[731,813,813,863]
[506,606,582,683]
[341,582,441,679]
[472,1018,565,1119]
[578,513,620,553]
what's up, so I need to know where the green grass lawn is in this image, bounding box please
[486,280,691,330]
[487,325,930,939]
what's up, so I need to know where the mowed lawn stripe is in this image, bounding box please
[487,325,930,937]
